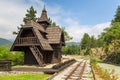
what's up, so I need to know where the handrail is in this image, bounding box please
[15,37,39,44]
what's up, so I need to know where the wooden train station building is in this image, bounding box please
[10,7,65,66]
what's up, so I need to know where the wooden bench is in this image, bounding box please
[0,60,12,71]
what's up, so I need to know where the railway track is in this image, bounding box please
[63,60,86,80]
[49,59,94,80]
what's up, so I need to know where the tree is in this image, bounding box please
[99,6,120,64]
[62,45,80,55]
[61,27,73,41]
[84,48,92,55]
[80,33,91,49]
[13,26,21,35]
[102,5,120,45]
[100,22,120,45]
[108,40,120,54]
[13,6,37,35]
[112,6,120,24]
[90,35,97,48]
[48,18,57,27]
[104,40,120,64]
[96,38,104,47]
[23,6,37,24]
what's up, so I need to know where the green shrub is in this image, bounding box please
[9,52,24,65]
[92,62,118,80]
[84,48,92,55]
[0,46,10,60]
[0,46,24,65]
[62,45,80,55]
[91,57,102,65]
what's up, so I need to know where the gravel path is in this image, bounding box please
[0,71,43,76]
[98,63,120,79]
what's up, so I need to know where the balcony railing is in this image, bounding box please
[15,37,39,45]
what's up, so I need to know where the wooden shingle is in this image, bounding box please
[46,27,62,44]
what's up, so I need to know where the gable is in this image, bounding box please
[10,28,23,51]
[33,27,53,51]
[10,28,39,51]
[22,20,46,33]
[20,28,35,37]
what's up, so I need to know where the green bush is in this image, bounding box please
[62,45,80,55]
[9,52,24,65]
[0,46,10,60]
[91,57,102,65]
[0,46,24,65]
[84,48,92,55]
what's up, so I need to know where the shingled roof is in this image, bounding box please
[33,28,53,50]
[11,7,64,51]
[21,20,64,49]
[22,20,53,51]
[22,20,46,33]
[46,27,62,44]
[37,6,49,24]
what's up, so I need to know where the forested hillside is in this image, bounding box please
[99,6,120,64]
[0,38,12,45]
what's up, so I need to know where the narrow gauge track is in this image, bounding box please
[63,60,86,80]
[49,59,93,80]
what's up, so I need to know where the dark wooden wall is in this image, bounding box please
[51,44,62,63]
[43,52,53,64]
[24,47,38,65]
[20,29,34,37]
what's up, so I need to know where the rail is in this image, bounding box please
[64,60,85,80]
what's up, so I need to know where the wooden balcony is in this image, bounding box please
[15,37,39,46]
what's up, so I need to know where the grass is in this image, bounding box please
[91,57,118,80]
[98,63,120,79]
[0,74,50,80]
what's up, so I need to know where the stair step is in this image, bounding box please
[29,46,43,66]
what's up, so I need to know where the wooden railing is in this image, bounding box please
[15,37,39,45]
[0,60,12,71]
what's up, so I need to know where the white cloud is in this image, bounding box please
[65,18,111,42]
[0,0,45,40]
[0,0,62,40]
[0,0,111,43]
[89,22,111,37]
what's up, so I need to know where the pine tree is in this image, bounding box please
[90,35,96,48]
[48,18,56,27]
[99,5,120,64]
[96,38,104,47]
[13,6,37,35]
[23,6,37,24]
[80,33,91,49]
[61,27,73,41]
[112,6,120,24]
[100,5,120,45]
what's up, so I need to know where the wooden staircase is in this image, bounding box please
[29,46,44,66]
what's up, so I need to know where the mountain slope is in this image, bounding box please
[66,42,80,46]
[0,38,12,45]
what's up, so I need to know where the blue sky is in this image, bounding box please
[0,0,120,42]
[44,0,120,25]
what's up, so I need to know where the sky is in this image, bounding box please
[0,0,120,42]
